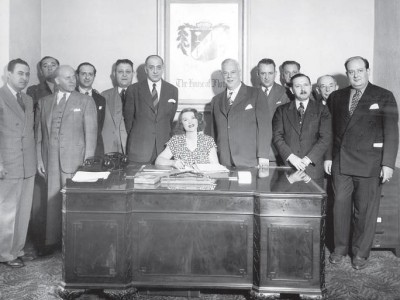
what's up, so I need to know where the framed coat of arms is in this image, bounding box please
[158,0,246,110]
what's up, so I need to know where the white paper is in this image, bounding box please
[194,164,229,173]
[72,171,110,182]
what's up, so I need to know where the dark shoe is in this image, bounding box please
[19,253,36,261]
[352,256,367,270]
[4,258,25,268]
[329,252,345,264]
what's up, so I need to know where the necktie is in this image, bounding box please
[16,92,25,111]
[120,89,126,107]
[58,93,67,106]
[298,102,305,124]
[264,87,269,97]
[85,91,89,96]
[227,90,234,106]
[152,83,158,108]
[349,90,362,115]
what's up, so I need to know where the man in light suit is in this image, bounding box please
[325,56,399,270]
[124,55,178,163]
[101,59,133,155]
[0,59,36,268]
[76,62,106,156]
[27,56,59,111]
[257,58,290,163]
[36,65,97,252]
[210,58,270,168]
[272,73,331,187]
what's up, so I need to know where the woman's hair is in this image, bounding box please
[174,108,204,134]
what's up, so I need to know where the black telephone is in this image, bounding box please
[83,152,128,171]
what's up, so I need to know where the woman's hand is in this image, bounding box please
[173,159,186,170]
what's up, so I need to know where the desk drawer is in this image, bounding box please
[373,209,399,247]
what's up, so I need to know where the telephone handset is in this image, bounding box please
[82,152,128,171]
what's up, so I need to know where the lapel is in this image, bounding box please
[2,86,25,119]
[301,99,318,134]
[157,80,168,119]
[218,89,228,118]
[346,83,374,131]
[109,87,119,124]
[140,80,156,113]
[285,100,301,136]
[230,83,246,111]
[336,87,352,127]
[45,93,57,135]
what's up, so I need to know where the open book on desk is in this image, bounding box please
[71,171,110,182]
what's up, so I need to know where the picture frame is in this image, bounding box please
[158,0,246,111]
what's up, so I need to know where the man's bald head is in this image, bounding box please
[55,65,77,92]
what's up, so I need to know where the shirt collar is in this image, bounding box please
[79,86,92,96]
[118,86,127,94]
[147,78,161,91]
[295,99,309,110]
[6,83,18,97]
[57,91,71,101]
[227,82,242,99]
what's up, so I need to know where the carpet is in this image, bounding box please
[1,248,400,300]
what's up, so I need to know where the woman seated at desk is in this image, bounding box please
[155,108,219,169]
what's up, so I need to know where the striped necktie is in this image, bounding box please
[349,90,362,115]
[152,83,158,108]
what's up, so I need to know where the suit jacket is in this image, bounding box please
[36,91,97,173]
[263,83,290,119]
[272,99,332,180]
[0,86,36,179]
[27,81,54,110]
[124,80,178,162]
[101,87,127,154]
[262,83,291,162]
[76,87,105,156]
[327,82,399,177]
[210,83,271,167]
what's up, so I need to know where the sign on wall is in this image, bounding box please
[158,0,246,110]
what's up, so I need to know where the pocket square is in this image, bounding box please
[245,104,253,110]
[369,103,379,110]
[276,101,281,104]
[373,143,383,148]
[168,99,176,103]
[73,108,81,112]
[98,106,103,110]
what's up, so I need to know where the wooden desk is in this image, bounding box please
[59,166,326,299]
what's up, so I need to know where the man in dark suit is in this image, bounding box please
[325,56,399,270]
[210,58,270,168]
[36,65,97,252]
[316,75,338,105]
[0,59,36,268]
[280,60,301,101]
[101,59,132,155]
[273,73,331,187]
[26,56,59,257]
[257,58,290,163]
[76,62,106,156]
[27,56,59,110]
[124,55,178,164]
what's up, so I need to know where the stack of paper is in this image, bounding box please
[193,164,229,173]
[72,171,110,182]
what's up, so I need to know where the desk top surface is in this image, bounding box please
[65,164,325,196]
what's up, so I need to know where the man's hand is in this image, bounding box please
[287,170,311,183]
[0,164,7,179]
[301,156,312,167]
[37,162,46,177]
[287,154,306,171]
[258,158,269,169]
[380,166,393,183]
[324,160,332,175]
